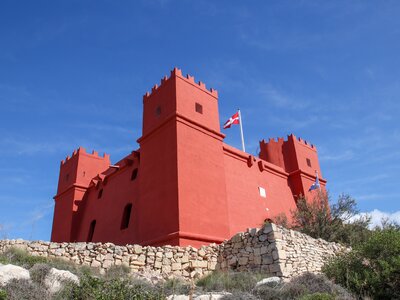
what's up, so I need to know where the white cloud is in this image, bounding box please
[320,150,354,162]
[257,84,310,110]
[352,209,400,228]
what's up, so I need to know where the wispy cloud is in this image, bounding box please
[354,193,399,201]
[352,209,400,228]
[320,150,354,162]
[71,123,135,135]
[27,203,54,224]
[257,84,310,110]
[0,137,71,155]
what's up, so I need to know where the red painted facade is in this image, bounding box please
[51,68,326,248]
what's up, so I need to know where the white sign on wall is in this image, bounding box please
[258,186,266,198]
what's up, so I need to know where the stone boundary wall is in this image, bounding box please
[218,223,347,277]
[0,224,347,280]
[0,240,219,280]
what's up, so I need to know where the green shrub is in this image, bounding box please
[0,289,7,300]
[299,293,334,300]
[323,229,400,299]
[288,193,371,246]
[196,271,265,293]
[221,291,258,299]
[55,273,165,300]
[3,278,49,300]
[104,264,130,280]
[0,247,91,278]
[29,263,51,285]
[162,278,191,295]
[0,248,47,269]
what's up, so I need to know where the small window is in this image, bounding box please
[98,189,103,199]
[306,158,312,167]
[131,168,138,181]
[121,203,132,230]
[155,106,161,117]
[195,102,203,114]
[87,220,96,242]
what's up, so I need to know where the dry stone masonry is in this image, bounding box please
[0,224,347,280]
[218,223,347,278]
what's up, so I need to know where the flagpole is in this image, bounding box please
[238,109,246,152]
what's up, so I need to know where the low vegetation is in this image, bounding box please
[272,191,400,299]
[1,193,398,299]
[273,192,372,247]
[323,228,400,299]
[0,248,354,299]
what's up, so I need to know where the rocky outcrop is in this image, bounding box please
[44,268,79,294]
[0,223,347,280]
[0,264,30,286]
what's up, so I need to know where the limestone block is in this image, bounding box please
[253,255,262,265]
[162,265,171,273]
[208,261,217,270]
[228,256,237,266]
[91,260,101,268]
[190,260,208,268]
[262,255,273,265]
[171,263,182,271]
[238,257,248,265]
[258,234,268,242]
[138,254,146,262]
[103,260,113,269]
[133,245,143,254]
[269,264,281,273]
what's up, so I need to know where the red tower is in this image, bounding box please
[136,68,230,246]
[51,68,326,247]
[51,148,110,242]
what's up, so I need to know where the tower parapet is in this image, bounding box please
[143,68,218,101]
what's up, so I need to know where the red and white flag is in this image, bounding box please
[223,112,240,129]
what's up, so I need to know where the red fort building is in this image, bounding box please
[51,68,326,248]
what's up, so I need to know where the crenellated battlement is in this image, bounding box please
[261,134,316,150]
[61,147,110,165]
[143,67,218,100]
[288,134,316,150]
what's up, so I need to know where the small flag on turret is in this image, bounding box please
[223,112,240,129]
[309,171,320,191]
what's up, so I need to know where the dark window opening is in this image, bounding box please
[195,102,203,114]
[87,220,96,242]
[98,189,103,199]
[131,168,138,181]
[155,106,161,117]
[306,158,312,167]
[121,203,132,230]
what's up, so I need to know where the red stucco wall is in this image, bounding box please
[51,68,326,247]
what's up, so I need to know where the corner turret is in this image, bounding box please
[259,134,326,199]
[51,147,110,242]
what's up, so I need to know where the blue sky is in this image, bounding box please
[1,1,399,240]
